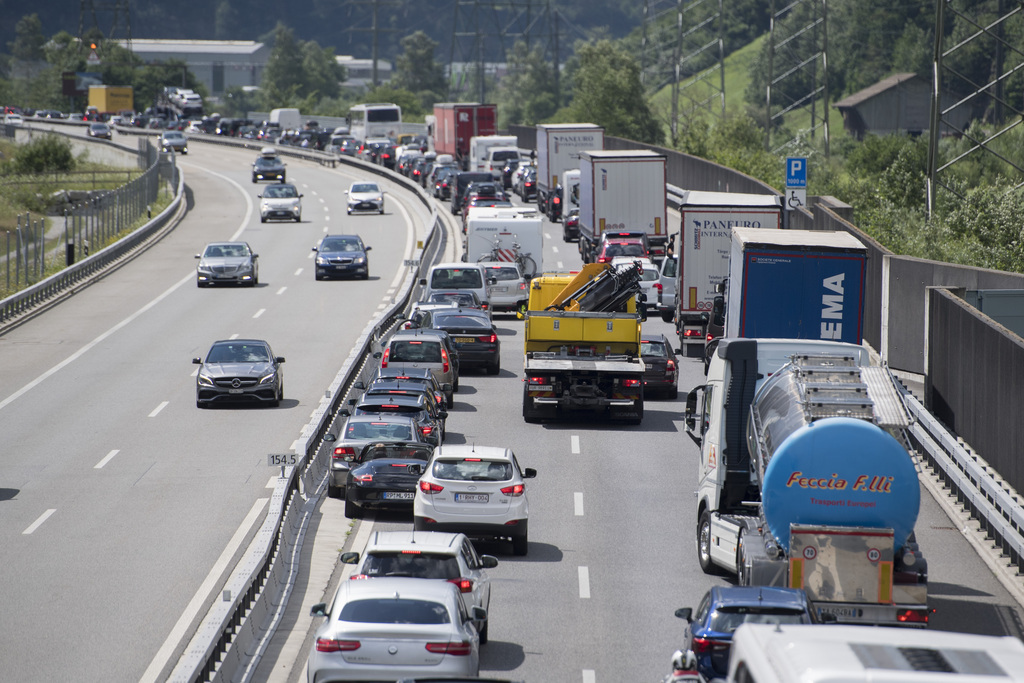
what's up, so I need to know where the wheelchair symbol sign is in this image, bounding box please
[786,189,806,211]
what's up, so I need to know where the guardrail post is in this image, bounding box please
[65,211,74,266]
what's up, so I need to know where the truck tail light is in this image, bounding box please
[622,378,641,388]
[528,376,550,384]
[426,641,472,656]
[896,608,931,625]
[683,328,703,338]
[381,347,390,367]
[316,638,360,652]
[448,577,474,593]
[419,480,444,494]
[500,483,525,497]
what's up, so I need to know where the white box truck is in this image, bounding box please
[675,190,782,355]
[468,135,518,174]
[535,123,604,217]
[577,150,667,264]
[269,107,302,131]
[464,207,543,278]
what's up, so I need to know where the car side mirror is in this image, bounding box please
[372,351,382,359]
[323,433,336,443]
[310,603,328,618]
[257,194,263,198]
[522,467,537,479]
[684,389,699,431]
[339,551,359,565]
[194,254,201,259]
[340,409,351,417]
[674,607,693,622]
[192,357,202,364]
[471,606,487,622]
[365,246,372,251]
[480,555,499,569]
[354,381,365,390]
[299,193,304,198]
[311,246,318,252]
[418,278,426,285]
[275,357,285,363]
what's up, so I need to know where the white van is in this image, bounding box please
[419,263,491,311]
[485,146,521,180]
[726,623,1024,683]
[468,135,518,174]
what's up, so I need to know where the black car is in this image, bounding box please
[563,208,580,242]
[377,143,398,169]
[343,441,434,518]
[452,172,494,214]
[362,379,447,429]
[193,339,284,408]
[312,234,371,280]
[349,393,447,447]
[427,307,501,374]
[252,155,286,183]
[369,365,451,409]
[640,334,679,399]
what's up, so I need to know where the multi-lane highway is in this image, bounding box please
[1,134,1022,683]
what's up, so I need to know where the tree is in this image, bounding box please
[566,40,664,144]
[8,14,45,62]
[261,25,305,108]
[496,41,558,128]
[391,31,446,110]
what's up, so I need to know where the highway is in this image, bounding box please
[1,134,1022,683]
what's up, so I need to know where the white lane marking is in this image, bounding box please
[324,215,330,222]
[266,476,278,489]
[0,167,251,415]
[574,492,584,516]
[377,303,388,310]
[229,333,240,340]
[558,261,564,268]
[323,226,328,233]
[571,435,580,453]
[190,368,198,377]
[23,509,56,535]
[149,401,169,417]
[308,250,316,258]
[583,671,596,683]
[294,268,303,276]
[544,232,552,239]
[95,449,120,469]
[140,498,269,683]
[552,246,559,253]
[253,308,266,319]
[579,566,591,598]
[276,286,287,295]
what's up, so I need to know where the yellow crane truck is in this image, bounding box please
[522,262,646,424]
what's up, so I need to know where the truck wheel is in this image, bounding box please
[697,509,716,574]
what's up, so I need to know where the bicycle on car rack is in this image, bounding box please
[476,236,537,278]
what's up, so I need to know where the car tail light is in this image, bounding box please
[333,446,356,459]
[381,347,390,367]
[666,359,677,372]
[426,641,472,656]
[419,480,444,494]
[622,378,641,388]
[500,483,525,497]
[518,282,527,291]
[706,333,714,342]
[349,574,369,580]
[897,609,931,625]
[553,196,561,205]
[448,577,474,593]
[597,256,611,263]
[690,636,728,655]
[479,334,497,343]
[654,282,663,294]
[420,425,434,437]
[353,473,373,483]
[316,638,360,652]
[441,346,450,373]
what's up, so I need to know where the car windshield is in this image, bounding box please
[361,552,460,579]
[339,598,450,624]
[640,341,668,357]
[359,443,432,462]
[605,243,646,258]
[263,185,297,198]
[345,422,413,440]
[254,157,280,168]
[320,237,362,252]
[661,257,678,277]
[486,267,520,281]
[432,459,512,481]
[164,132,183,140]
[432,314,490,329]
[428,291,479,306]
[207,343,269,363]
[429,269,484,289]
[205,244,249,258]
[351,183,379,193]
[389,340,442,363]
[707,608,809,633]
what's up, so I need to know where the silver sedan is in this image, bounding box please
[194,241,258,287]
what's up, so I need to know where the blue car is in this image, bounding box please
[674,586,817,680]
[312,234,371,280]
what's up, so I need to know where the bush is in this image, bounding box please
[12,135,76,175]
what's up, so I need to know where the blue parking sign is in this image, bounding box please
[786,157,807,189]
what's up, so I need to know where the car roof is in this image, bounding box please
[375,365,434,378]
[611,256,654,266]
[709,586,810,611]
[434,444,510,460]
[335,575,461,603]
[345,413,418,425]
[205,241,250,248]
[365,530,466,554]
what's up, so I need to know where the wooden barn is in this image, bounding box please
[834,72,971,139]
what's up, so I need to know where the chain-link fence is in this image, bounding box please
[1,142,173,299]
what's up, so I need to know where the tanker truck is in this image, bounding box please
[683,338,930,627]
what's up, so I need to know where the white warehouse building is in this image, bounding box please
[116,39,270,96]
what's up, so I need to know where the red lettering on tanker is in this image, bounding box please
[786,471,894,494]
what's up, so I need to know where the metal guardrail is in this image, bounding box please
[904,390,1024,573]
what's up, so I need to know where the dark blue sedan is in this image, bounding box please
[312,234,371,280]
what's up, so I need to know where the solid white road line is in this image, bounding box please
[22,509,56,535]
[571,435,580,453]
[94,449,120,469]
[575,492,584,516]
[253,308,265,319]
[148,401,169,417]
[276,286,287,295]
[140,498,269,683]
[579,566,591,598]
[583,671,596,683]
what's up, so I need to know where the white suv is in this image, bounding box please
[478,262,527,313]
[413,445,536,556]
[340,530,498,642]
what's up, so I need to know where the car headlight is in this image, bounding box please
[353,257,365,264]
[316,256,328,266]
[259,371,277,385]
[197,372,215,387]
[196,264,213,274]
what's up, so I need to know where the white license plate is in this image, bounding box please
[382,491,414,500]
[492,286,508,292]
[529,385,552,392]
[454,337,475,343]
[819,606,860,618]
[455,493,489,503]
[228,388,244,394]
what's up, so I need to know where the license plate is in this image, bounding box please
[529,385,553,392]
[454,337,475,343]
[228,388,243,394]
[382,491,414,500]
[818,606,860,618]
[455,493,489,503]
[492,286,508,292]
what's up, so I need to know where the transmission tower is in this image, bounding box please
[79,0,132,50]
[764,0,829,156]
[342,0,403,87]
[927,0,1024,215]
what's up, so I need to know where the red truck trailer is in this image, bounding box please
[432,103,497,170]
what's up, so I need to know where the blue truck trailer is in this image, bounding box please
[725,228,867,344]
